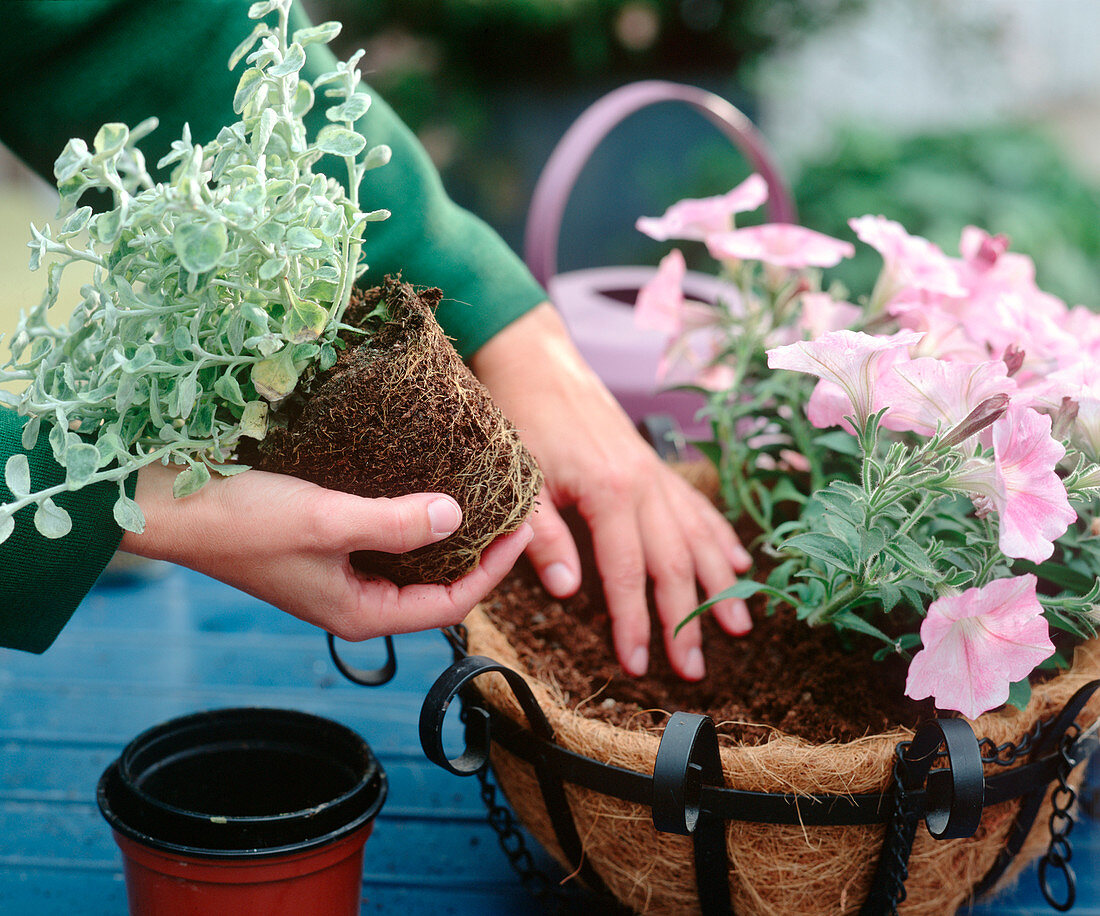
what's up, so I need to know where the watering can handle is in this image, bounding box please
[523,79,797,288]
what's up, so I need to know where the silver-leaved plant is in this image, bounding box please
[0,0,390,545]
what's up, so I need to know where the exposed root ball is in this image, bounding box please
[254,277,541,585]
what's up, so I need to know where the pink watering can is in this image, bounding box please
[524,80,796,445]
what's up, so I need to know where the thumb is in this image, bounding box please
[332,492,463,554]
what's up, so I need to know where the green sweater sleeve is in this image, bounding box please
[0,0,547,357]
[0,409,128,652]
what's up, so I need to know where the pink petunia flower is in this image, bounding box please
[850,215,966,302]
[635,248,687,335]
[635,174,768,242]
[795,292,862,340]
[767,329,922,426]
[876,358,1015,439]
[904,574,1054,719]
[706,224,855,269]
[949,404,1076,563]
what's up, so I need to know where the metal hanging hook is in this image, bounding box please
[326,632,398,687]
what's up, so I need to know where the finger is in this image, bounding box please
[662,479,753,637]
[325,492,463,554]
[690,534,753,637]
[585,497,650,677]
[667,473,751,571]
[334,524,534,640]
[639,494,707,681]
[523,493,582,598]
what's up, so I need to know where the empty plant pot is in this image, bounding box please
[97,707,387,916]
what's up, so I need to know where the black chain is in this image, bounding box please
[1038,727,1081,912]
[868,741,922,915]
[474,763,572,911]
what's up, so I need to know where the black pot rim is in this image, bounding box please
[97,707,387,859]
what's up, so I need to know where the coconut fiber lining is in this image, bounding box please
[463,601,1100,916]
[253,277,541,585]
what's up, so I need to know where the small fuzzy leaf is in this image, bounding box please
[247,0,281,18]
[113,493,146,534]
[125,344,156,374]
[361,144,391,170]
[251,348,299,400]
[34,498,72,539]
[172,462,211,499]
[284,226,322,251]
[65,442,102,488]
[293,21,341,47]
[259,257,287,281]
[240,401,269,439]
[267,41,306,78]
[60,206,93,238]
[284,300,328,342]
[319,342,338,371]
[233,67,265,114]
[92,123,128,159]
[252,106,278,155]
[0,512,13,545]
[4,454,31,498]
[21,416,41,451]
[53,138,90,182]
[214,372,247,407]
[208,463,252,477]
[314,125,366,158]
[326,93,371,123]
[290,79,315,118]
[172,326,192,351]
[174,221,229,274]
[229,21,267,71]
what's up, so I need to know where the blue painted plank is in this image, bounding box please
[3,564,1100,915]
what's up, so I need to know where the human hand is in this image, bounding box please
[470,303,752,681]
[119,462,533,639]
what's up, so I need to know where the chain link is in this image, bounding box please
[1038,728,1081,912]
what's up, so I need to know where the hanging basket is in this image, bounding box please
[420,616,1100,916]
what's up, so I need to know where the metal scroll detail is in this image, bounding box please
[417,654,611,896]
[326,632,397,687]
[652,713,733,915]
[861,717,985,915]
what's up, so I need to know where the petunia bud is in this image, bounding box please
[940,394,1011,449]
[1051,397,1079,442]
[1002,344,1025,377]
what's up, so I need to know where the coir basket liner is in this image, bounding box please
[453,608,1100,915]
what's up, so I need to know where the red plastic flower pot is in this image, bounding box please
[97,708,387,916]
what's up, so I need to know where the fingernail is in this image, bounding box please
[683,648,706,681]
[428,497,461,535]
[719,600,752,635]
[543,561,579,596]
[734,546,752,568]
[628,647,648,677]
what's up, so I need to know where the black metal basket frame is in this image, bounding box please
[327,628,1100,915]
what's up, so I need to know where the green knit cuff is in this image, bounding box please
[1,409,131,653]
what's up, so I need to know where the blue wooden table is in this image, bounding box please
[1,561,1098,915]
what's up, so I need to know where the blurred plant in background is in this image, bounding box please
[793,124,1100,309]
[302,0,863,261]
